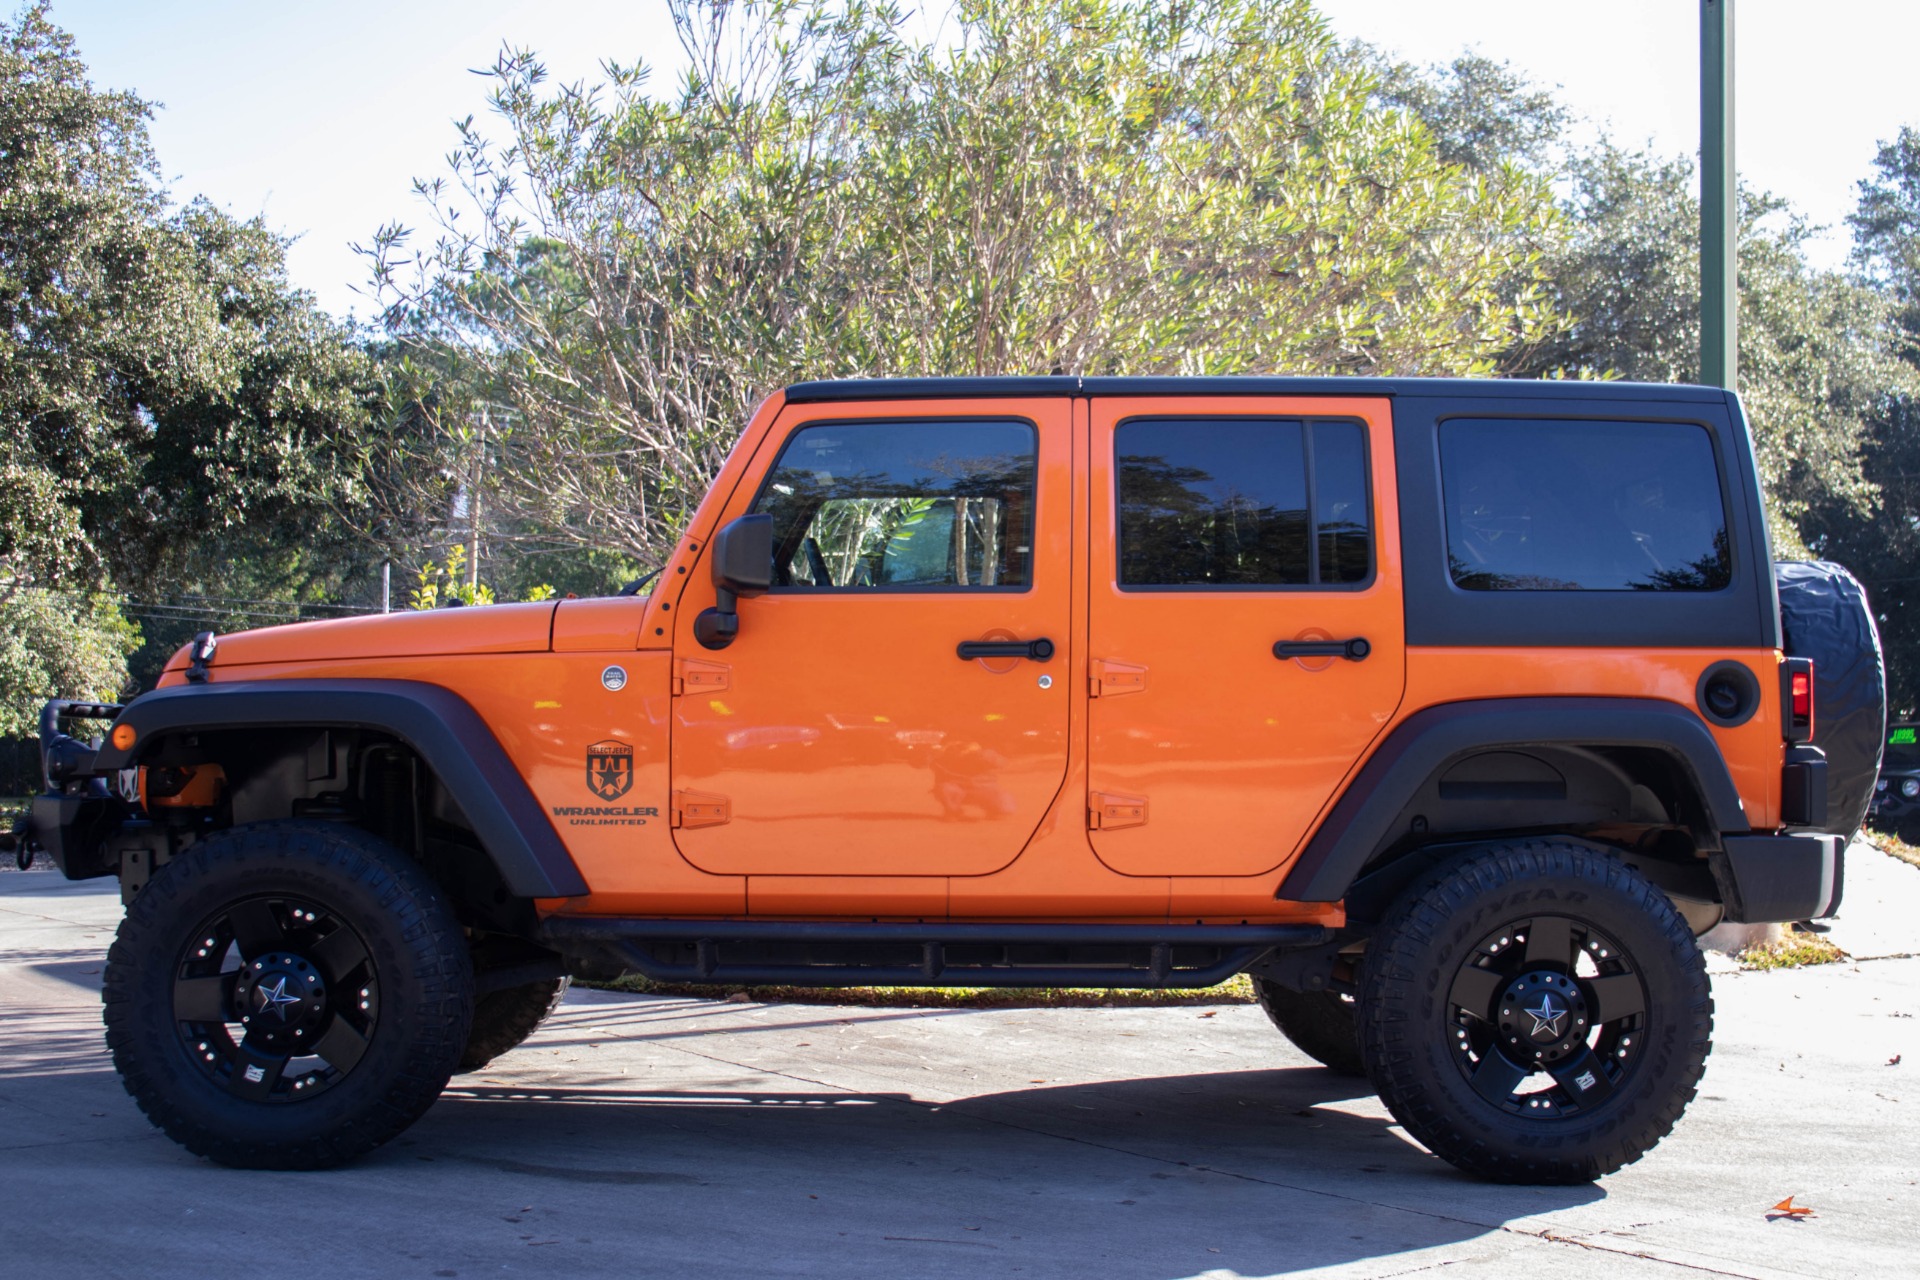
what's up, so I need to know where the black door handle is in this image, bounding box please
[958,637,1055,662]
[1273,637,1371,661]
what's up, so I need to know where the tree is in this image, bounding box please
[365,0,1566,576]
[1825,128,1920,714]
[0,4,383,700]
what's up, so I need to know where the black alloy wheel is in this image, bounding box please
[1443,914,1646,1118]
[1358,840,1712,1184]
[172,895,378,1103]
[105,821,473,1169]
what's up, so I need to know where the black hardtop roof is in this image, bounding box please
[782,375,1732,405]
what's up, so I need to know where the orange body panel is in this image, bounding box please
[663,397,1077,882]
[165,603,557,674]
[552,596,647,651]
[1084,396,1406,879]
[748,876,947,917]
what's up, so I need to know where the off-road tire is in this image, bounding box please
[103,821,472,1170]
[1358,839,1712,1184]
[459,977,569,1072]
[1252,979,1365,1076]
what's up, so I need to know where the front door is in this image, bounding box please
[671,398,1074,878]
[1085,395,1406,878]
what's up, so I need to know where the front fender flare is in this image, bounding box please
[96,680,589,899]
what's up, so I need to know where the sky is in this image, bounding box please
[44,0,1920,322]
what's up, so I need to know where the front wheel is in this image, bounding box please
[104,821,473,1169]
[1358,840,1712,1183]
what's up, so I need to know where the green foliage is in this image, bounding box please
[1359,49,1571,173]
[1852,126,1920,337]
[0,4,382,709]
[408,543,552,609]
[1821,127,1920,714]
[367,0,1566,570]
[0,589,138,735]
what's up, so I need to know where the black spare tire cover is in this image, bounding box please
[1776,561,1886,835]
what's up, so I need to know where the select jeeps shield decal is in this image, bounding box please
[586,739,634,800]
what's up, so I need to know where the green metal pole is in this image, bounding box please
[1701,0,1736,389]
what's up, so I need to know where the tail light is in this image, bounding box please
[1781,657,1815,743]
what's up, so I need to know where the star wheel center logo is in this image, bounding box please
[586,739,635,801]
[1525,995,1567,1039]
[255,976,301,1022]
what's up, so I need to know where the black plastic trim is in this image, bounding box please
[1278,697,1749,902]
[1781,744,1829,829]
[93,681,589,899]
[539,917,1331,990]
[1695,659,1762,728]
[1712,833,1844,922]
[782,376,1732,404]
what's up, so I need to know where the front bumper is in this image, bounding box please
[1710,833,1846,923]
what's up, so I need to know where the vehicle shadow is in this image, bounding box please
[410,1067,1604,1278]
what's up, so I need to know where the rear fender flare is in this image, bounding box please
[1279,697,1748,903]
[96,680,588,899]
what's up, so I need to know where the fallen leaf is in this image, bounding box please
[1769,1196,1815,1219]
[1890,1054,1904,1066]
[1198,1011,1218,1019]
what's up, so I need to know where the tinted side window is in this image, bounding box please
[1440,419,1731,592]
[1116,418,1372,588]
[753,420,1035,589]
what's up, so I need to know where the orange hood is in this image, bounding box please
[163,602,558,675]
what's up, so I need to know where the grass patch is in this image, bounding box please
[583,971,1259,1009]
[1863,827,1920,871]
[1737,926,1850,971]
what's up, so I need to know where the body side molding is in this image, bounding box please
[1279,697,1749,902]
[96,680,589,899]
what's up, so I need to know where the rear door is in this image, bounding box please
[1085,395,1406,877]
[670,397,1074,878]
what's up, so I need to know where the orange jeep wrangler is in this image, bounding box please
[22,377,1883,1183]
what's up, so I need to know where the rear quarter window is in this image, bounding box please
[1440,418,1731,592]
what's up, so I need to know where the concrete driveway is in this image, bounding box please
[1,850,1915,1280]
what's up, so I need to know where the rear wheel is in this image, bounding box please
[104,821,472,1169]
[1358,840,1711,1183]
[1251,979,1365,1076]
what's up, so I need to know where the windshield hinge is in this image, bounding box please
[672,659,730,697]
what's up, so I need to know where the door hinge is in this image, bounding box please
[1088,791,1148,830]
[1088,658,1147,698]
[672,659,730,697]
[671,790,732,829]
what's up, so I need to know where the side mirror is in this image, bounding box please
[694,513,773,650]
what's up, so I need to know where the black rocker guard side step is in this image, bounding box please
[537,918,1332,989]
